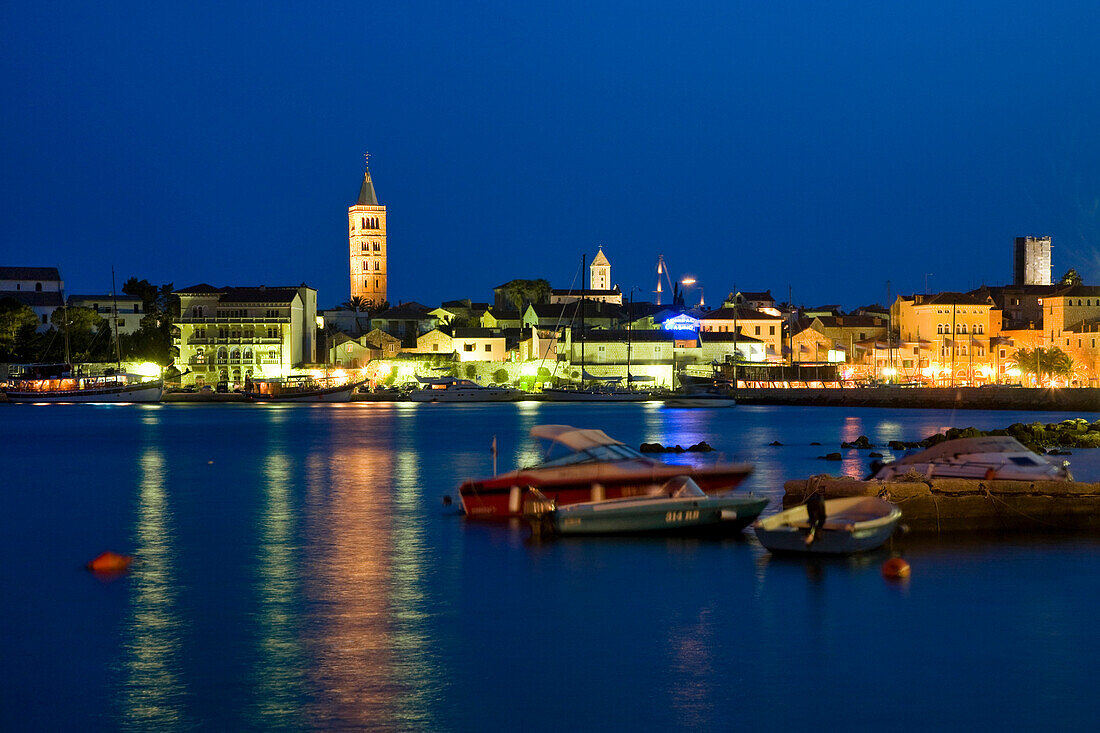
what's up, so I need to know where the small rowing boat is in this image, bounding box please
[753,496,901,554]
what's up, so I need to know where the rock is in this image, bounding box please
[869,452,883,458]
[768,440,783,446]
[810,441,821,446]
[820,452,842,461]
[639,443,664,453]
[687,441,715,452]
[840,441,853,449]
[888,440,908,450]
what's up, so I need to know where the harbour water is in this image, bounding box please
[3,403,1100,731]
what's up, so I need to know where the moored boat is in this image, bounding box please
[2,365,163,403]
[458,424,754,519]
[871,436,1072,481]
[525,476,768,536]
[753,496,901,554]
[244,375,365,402]
[541,384,651,402]
[407,377,519,402]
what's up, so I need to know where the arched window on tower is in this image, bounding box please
[374,261,380,270]
[373,241,380,251]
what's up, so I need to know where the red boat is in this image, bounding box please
[458,425,754,519]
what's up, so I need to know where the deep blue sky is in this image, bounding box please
[4,2,1100,309]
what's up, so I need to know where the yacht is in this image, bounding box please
[408,377,519,402]
[871,436,1073,481]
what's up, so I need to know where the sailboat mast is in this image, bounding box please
[61,281,71,368]
[111,267,122,369]
[580,253,586,384]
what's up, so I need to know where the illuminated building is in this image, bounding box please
[791,315,888,364]
[892,292,1001,384]
[67,293,145,334]
[0,266,64,331]
[349,157,387,306]
[699,306,783,361]
[1014,236,1052,286]
[172,284,318,387]
[329,329,401,368]
[549,246,623,305]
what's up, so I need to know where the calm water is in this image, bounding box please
[3,402,1100,731]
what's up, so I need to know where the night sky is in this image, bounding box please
[4,2,1100,310]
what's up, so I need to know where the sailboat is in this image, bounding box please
[542,253,651,402]
[2,271,163,403]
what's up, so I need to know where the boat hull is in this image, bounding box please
[544,495,769,536]
[408,389,517,402]
[460,464,754,519]
[245,381,362,402]
[753,497,901,555]
[542,389,651,402]
[663,396,736,408]
[3,381,163,403]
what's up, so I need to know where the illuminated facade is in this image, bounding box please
[1014,236,1052,286]
[172,284,318,387]
[892,292,1002,384]
[349,160,387,306]
[699,306,784,360]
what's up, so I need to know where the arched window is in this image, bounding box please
[373,241,381,251]
[373,217,379,228]
[230,348,240,361]
[958,323,967,334]
[351,358,360,368]
[195,348,205,363]
[374,260,380,270]
[976,324,984,334]
[937,324,944,334]
[268,349,277,361]
[35,282,42,291]
[217,347,228,363]
[243,348,253,362]
[361,216,366,228]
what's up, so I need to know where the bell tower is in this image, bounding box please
[590,245,610,290]
[349,153,387,306]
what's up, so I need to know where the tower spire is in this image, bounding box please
[357,152,378,205]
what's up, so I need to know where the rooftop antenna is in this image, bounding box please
[925,273,933,294]
[363,151,371,167]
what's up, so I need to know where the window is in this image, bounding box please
[937,324,944,334]
[362,242,368,252]
[958,324,967,334]
[999,349,1006,358]
[769,326,775,335]
[976,324,984,334]
[373,242,381,251]
[902,359,913,368]
[977,347,984,356]
[35,282,42,291]
[485,344,491,352]
[754,326,761,335]
[859,332,865,339]
[373,261,380,270]
[464,344,474,352]
[268,349,277,360]
[365,279,369,288]
[41,313,47,324]
[432,344,439,352]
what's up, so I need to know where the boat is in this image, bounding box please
[458,424,754,519]
[870,436,1073,481]
[2,365,163,403]
[244,375,366,402]
[753,496,902,554]
[541,383,650,402]
[407,377,519,402]
[524,475,768,536]
[664,383,736,408]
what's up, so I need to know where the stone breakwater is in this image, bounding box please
[735,385,1100,411]
[783,475,1100,533]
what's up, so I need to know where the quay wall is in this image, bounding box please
[784,476,1100,533]
[736,386,1100,412]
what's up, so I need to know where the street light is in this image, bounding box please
[680,278,704,308]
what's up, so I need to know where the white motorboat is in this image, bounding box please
[542,385,650,402]
[664,387,735,408]
[753,496,901,554]
[408,377,519,402]
[871,436,1072,482]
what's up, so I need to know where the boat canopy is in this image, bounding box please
[581,369,622,383]
[530,425,624,451]
[892,436,1034,466]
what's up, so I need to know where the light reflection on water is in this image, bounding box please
[122,446,187,730]
[6,403,1100,730]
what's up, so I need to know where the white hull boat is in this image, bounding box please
[753,496,901,555]
[408,377,518,402]
[542,387,650,402]
[4,379,163,403]
[871,436,1072,481]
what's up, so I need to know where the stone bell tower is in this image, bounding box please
[349,154,387,306]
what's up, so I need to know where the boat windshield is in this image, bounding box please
[537,442,647,468]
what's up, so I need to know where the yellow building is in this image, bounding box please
[892,292,1001,385]
[349,158,387,306]
[699,306,784,361]
[172,284,318,387]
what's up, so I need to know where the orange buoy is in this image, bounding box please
[86,551,134,573]
[882,557,910,579]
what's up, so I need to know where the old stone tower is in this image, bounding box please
[349,158,387,305]
[590,246,611,290]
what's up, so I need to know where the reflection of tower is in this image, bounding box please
[590,246,610,290]
[1013,236,1052,286]
[349,155,388,305]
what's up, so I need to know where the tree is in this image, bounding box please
[1059,269,1083,287]
[1010,346,1074,384]
[342,296,370,334]
[0,298,38,360]
[465,364,477,379]
[493,368,509,383]
[500,279,551,312]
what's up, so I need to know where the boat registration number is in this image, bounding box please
[665,510,700,522]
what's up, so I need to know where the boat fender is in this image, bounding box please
[882,557,910,579]
[984,467,997,480]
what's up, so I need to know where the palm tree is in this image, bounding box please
[342,296,369,334]
[1010,346,1074,386]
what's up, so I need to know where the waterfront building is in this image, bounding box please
[349,159,387,306]
[1014,236,1052,286]
[430,299,492,327]
[726,290,781,316]
[480,308,523,330]
[172,284,318,387]
[892,292,1001,385]
[523,301,622,331]
[698,306,784,360]
[67,294,144,335]
[791,315,888,364]
[370,305,438,345]
[0,266,64,331]
[549,247,623,305]
[329,329,401,368]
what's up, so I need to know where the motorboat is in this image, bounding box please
[541,384,651,402]
[244,375,365,402]
[664,385,736,408]
[753,496,901,554]
[525,476,768,536]
[407,377,519,402]
[870,436,1072,481]
[2,364,163,403]
[458,424,754,519]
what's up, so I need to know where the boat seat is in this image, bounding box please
[789,519,857,531]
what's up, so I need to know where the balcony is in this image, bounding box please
[175,316,290,324]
